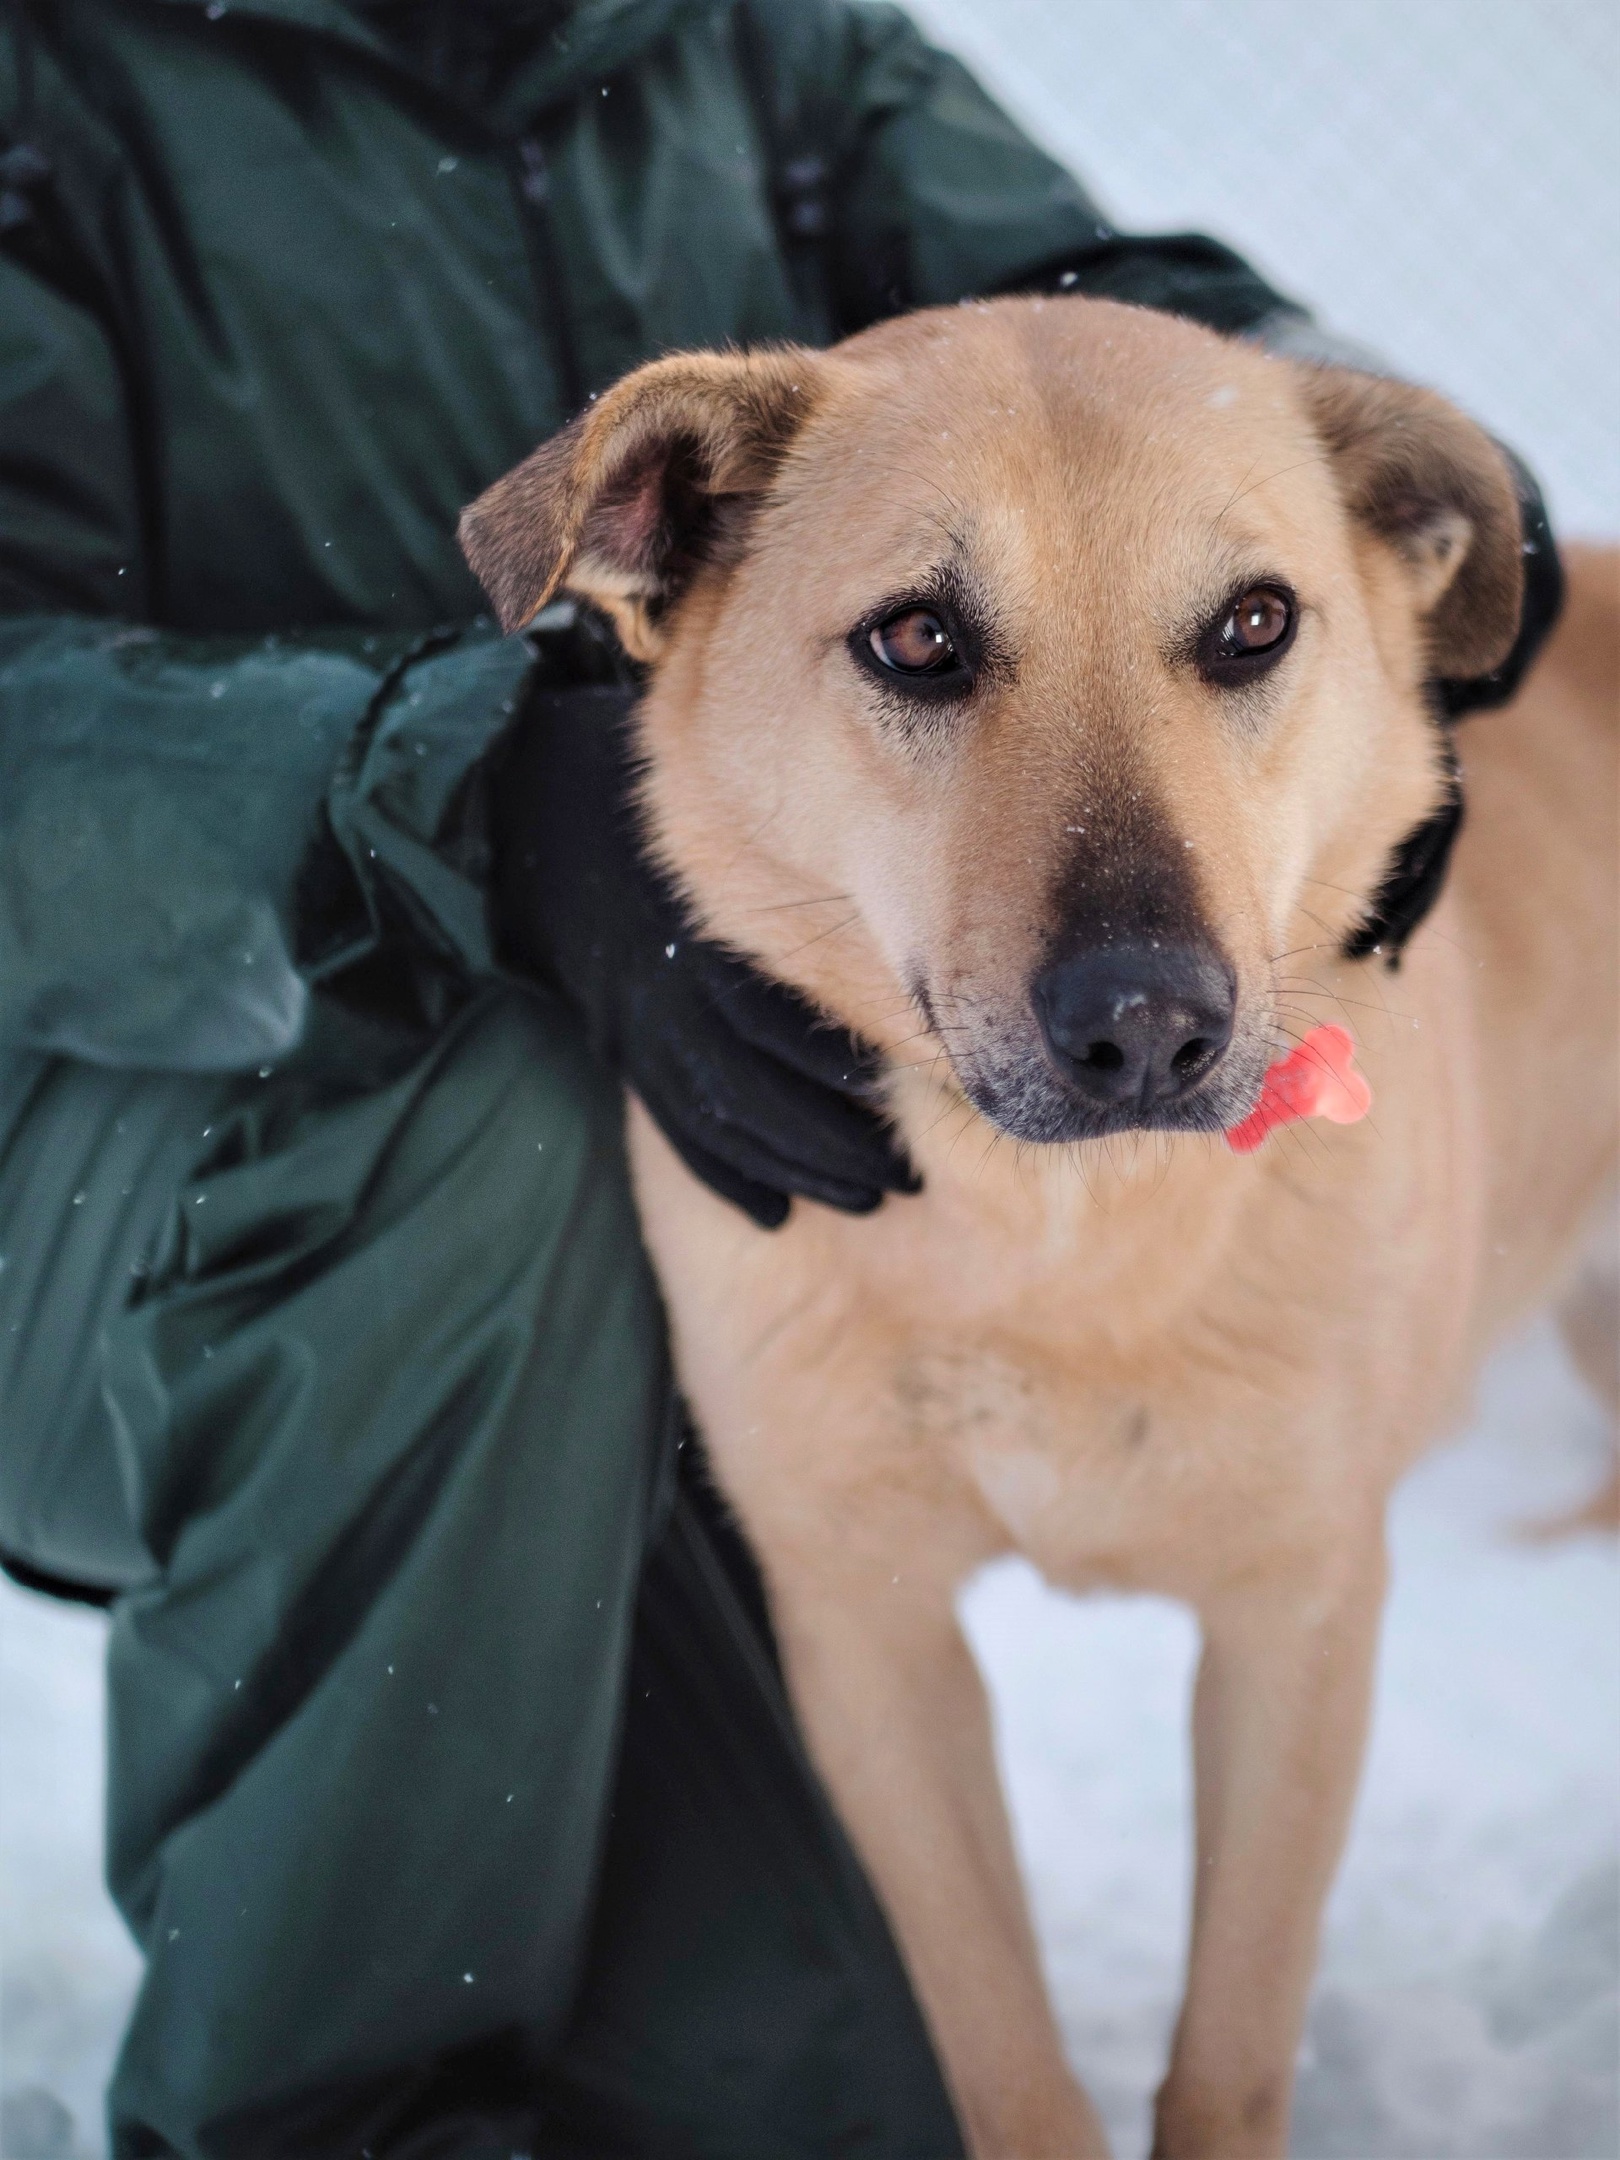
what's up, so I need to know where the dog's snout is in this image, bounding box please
[1035,943,1236,1107]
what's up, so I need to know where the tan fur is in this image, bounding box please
[464,303,1620,2159]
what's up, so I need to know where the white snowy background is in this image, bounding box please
[3,4,1616,2157]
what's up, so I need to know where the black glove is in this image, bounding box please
[491,675,920,1230]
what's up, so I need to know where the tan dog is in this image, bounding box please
[462,299,1618,2160]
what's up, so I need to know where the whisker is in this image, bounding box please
[1214,458,1259,528]
[1408,916,1479,960]
[779,912,862,959]
[745,891,854,913]
[1294,904,1341,941]
[1275,982,1412,1021]
[1220,456,1319,515]
[1298,874,1365,902]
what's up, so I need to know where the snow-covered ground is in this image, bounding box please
[2,1319,1615,2159]
[0,1572,137,2160]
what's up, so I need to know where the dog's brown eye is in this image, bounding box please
[870,609,956,674]
[1221,588,1292,655]
[1198,582,1297,683]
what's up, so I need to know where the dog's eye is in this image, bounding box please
[870,609,957,675]
[1199,584,1297,682]
[851,595,983,709]
[1225,589,1292,652]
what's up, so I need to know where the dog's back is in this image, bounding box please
[1455,542,1619,1346]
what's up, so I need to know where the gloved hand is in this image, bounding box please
[491,676,920,1230]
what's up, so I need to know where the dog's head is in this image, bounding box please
[462,300,1522,1145]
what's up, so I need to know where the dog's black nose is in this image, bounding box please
[1034,943,1235,1106]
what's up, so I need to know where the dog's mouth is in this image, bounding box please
[954,1044,1265,1147]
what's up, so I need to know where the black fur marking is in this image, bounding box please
[1342,739,1464,970]
[1044,768,1208,964]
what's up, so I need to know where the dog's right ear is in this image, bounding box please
[459,348,824,659]
[1297,367,1525,682]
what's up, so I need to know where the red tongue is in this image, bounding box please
[1224,1024,1373,1154]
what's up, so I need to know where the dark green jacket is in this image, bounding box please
[0,0,1290,1075]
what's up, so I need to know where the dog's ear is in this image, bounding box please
[1298,369,1524,680]
[459,348,823,658]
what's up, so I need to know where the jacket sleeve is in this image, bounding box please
[742,0,1303,338]
[0,218,532,1075]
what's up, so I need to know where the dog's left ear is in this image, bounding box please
[460,347,824,659]
[1299,369,1524,680]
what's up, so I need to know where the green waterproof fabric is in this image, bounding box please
[0,3,1295,2150]
[2,991,961,2157]
[0,0,1289,1077]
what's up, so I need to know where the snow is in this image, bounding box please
[2,1320,1614,2159]
[0,1586,137,2160]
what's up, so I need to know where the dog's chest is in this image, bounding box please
[881,1327,1331,1596]
[632,1100,1442,1597]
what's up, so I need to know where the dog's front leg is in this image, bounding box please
[767,1557,1111,2160]
[1152,1533,1388,2160]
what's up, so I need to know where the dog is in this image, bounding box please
[462,296,1619,2159]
